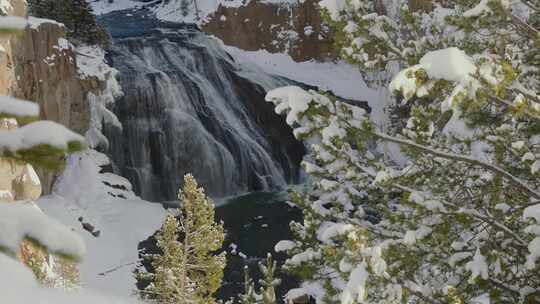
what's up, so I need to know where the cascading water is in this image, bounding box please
[101,9,305,201]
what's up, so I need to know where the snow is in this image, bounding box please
[0,0,12,14]
[522,152,535,162]
[0,96,39,118]
[89,0,148,15]
[419,48,476,82]
[0,120,85,152]
[0,16,27,31]
[463,0,492,18]
[27,16,64,29]
[402,226,432,245]
[0,201,86,259]
[76,45,123,149]
[0,253,136,303]
[223,45,377,102]
[319,0,346,21]
[524,203,540,223]
[287,248,320,265]
[38,150,165,297]
[465,248,489,283]
[390,48,476,104]
[317,222,354,243]
[341,262,368,304]
[265,86,313,125]
[275,240,297,252]
[90,0,247,24]
[471,293,491,304]
[525,237,540,270]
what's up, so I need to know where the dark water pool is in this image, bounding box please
[215,191,302,301]
[138,191,302,302]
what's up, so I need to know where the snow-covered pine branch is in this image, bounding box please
[265,1,540,302]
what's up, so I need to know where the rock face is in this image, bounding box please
[10,20,87,192]
[0,0,81,288]
[9,18,112,192]
[203,0,336,61]
[12,22,89,134]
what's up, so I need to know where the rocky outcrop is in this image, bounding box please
[12,21,88,134]
[9,20,85,192]
[203,0,336,61]
[9,18,112,192]
[0,0,80,288]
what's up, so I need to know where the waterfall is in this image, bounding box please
[101,9,305,201]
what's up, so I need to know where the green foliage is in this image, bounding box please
[267,0,540,303]
[3,140,85,171]
[237,254,281,304]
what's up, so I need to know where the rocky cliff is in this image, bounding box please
[8,15,114,192]
[0,0,79,287]
[203,0,336,61]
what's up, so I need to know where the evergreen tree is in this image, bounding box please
[135,174,226,304]
[238,254,280,304]
[240,266,257,304]
[266,0,540,303]
[28,0,108,46]
[258,254,280,304]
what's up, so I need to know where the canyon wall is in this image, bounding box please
[203,0,336,61]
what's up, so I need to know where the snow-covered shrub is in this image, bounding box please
[267,0,540,303]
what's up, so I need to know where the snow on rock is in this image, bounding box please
[90,0,146,15]
[223,44,377,102]
[223,44,386,131]
[0,120,85,152]
[27,16,64,29]
[0,201,86,259]
[38,150,165,297]
[90,0,252,25]
[0,96,39,118]
[76,45,123,149]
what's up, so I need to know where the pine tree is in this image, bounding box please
[240,266,257,304]
[258,254,280,304]
[266,0,540,303]
[135,174,226,304]
[28,0,108,46]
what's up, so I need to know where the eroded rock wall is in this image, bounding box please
[9,17,110,192]
[203,0,336,61]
